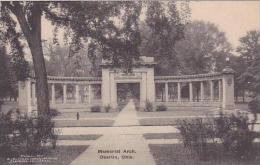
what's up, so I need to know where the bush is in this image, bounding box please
[177,112,257,160]
[91,105,101,113]
[104,105,111,113]
[0,109,58,157]
[144,101,153,112]
[215,112,256,159]
[156,104,167,111]
[176,118,215,160]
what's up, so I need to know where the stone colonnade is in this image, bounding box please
[18,57,235,114]
[18,76,102,114]
[155,77,222,102]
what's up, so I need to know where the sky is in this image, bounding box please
[189,1,260,48]
[41,1,260,49]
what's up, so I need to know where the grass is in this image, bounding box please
[139,118,181,126]
[149,144,260,165]
[137,108,213,118]
[143,133,181,139]
[54,119,114,127]
[0,145,88,165]
[57,134,102,140]
[55,111,119,119]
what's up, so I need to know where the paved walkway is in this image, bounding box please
[113,100,139,126]
[70,100,156,165]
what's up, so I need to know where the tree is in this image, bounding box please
[175,21,232,75]
[140,1,190,75]
[237,30,260,65]
[237,30,260,94]
[1,1,142,117]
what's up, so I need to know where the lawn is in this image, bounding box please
[0,146,88,165]
[143,133,181,139]
[55,111,119,119]
[139,118,189,126]
[149,144,260,165]
[57,134,102,140]
[137,107,214,118]
[54,119,114,127]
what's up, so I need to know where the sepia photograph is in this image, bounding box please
[0,1,260,164]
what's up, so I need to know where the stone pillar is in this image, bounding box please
[189,82,193,102]
[222,67,235,110]
[140,72,147,107]
[165,82,168,102]
[75,84,79,103]
[102,68,110,106]
[218,79,222,101]
[200,81,204,101]
[88,84,92,104]
[146,68,155,103]
[18,79,32,114]
[63,84,67,104]
[51,84,55,104]
[110,73,117,108]
[31,83,36,106]
[210,80,214,101]
[177,82,181,102]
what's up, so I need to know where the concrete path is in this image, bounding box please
[70,100,156,165]
[113,100,139,126]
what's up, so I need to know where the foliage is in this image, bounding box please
[0,109,58,157]
[175,21,232,74]
[140,1,190,75]
[104,105,111,113]
[156,104,167,111]
[144,101,153,112]
[0,46,28,100]
[177,113,256,160]
[176,118,215,160]
[236,30,260,99]
[91,105,101,113]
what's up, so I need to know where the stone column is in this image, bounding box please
[32,83,36,106]
[218,79,222,101]
[165,82,169,102]
[210,80,214,101]
[75,84,79,103]
[63,84,67,104]
[189,82,193,102]
[110,72,117,108]
[222,67,235,110]
[18,79,32,114]
[200,81,204,101]
[146,68,155,103]
[140,73,147,107]
[88,84,92,104]
[51,84,55,104]
[177,82,181,102]
[102,68,110,106]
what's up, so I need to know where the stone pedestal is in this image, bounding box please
[18,80,32,114]
[222,67,235,110]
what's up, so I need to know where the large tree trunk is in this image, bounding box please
[10,2,50,117]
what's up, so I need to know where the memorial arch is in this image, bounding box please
[18,56,235,114]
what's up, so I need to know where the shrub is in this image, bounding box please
[104,105,111,113]
[215,112,256,159]
[177,112,257,160]
[0,109,58,157]
[144,101,153,112]
[91,105,101,113]
[156,104,167,111]
[176,118,216,160]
